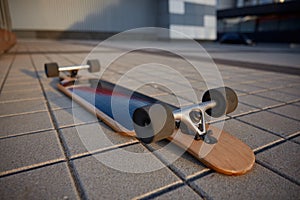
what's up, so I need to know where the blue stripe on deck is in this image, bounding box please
[69,86,155,130]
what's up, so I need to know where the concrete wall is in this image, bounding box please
[168,0,216,39]
[217,0,236,10]
[0,0,12,30]
[8,0,217,40]
[8,0,157,32]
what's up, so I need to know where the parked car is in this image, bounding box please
[219,33,254,45]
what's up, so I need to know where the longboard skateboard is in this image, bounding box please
[45,60,255,175]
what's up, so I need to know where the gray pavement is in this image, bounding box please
[0,39,299,199]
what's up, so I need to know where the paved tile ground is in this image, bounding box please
[0,39,299,199]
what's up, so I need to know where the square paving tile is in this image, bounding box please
[44,88,66,100]
[213,119,280,150]
[136,84,169,97]
[0,55,13,71]
[60,122,136,156]
[175,89,204,104]
[154,94,192,107]
[191,165,299,200]
[7,69,37,78]
[53,107,98,128]
[72,144,180,199]
[227,102,259,117]
[48,96,80,110]
[152,185,201,200]
[1,82,41,93]
[231,84,266,94]
[225,75,257,83]
[275,86,300,97]
[147,140,207,179]
[238,111,300,137]
[222,79,245,87]
[0,130,64,172]
[238,94,283,109]
[0,89,44,102]
[291,135,300,144]
[255,79,298,89]
[255,90,300,103]
[268,104,300,121]
[162,82,198,94]
[188,80,207,91]
[289,82,300,88]
[293,101,300,107]
[4,76,39,85]
[256,141,300,184]
[233,90,248,97]
[0,163,79,199]
[0,112,54,137]
[0,99,47,116]
[40,76,57,86]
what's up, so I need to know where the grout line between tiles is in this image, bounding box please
[256,159,300,186]
[0,50,17,94]
[0,128,55,140]
[0,97,45,104]
[141,143,211,199]
[69,140,139,160]
[132,180,184,200]
[0,158,66,178]
[29,52,88,200]
[0,109,48,118]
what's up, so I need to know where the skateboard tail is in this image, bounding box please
[201,150,255,176]
[168,126,255,176]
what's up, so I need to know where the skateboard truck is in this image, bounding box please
[133,87,238,145]
[173,100,218,143]
[44,60,100,78]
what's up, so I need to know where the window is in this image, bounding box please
[258,17,279,31]
[224,17,241,32]
[244,0,258,6]
[279,16,300,31]
[240,16,256,32]
[258,0,273,5]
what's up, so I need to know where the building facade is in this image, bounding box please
[6,0,217,40]
[217,0,300,43]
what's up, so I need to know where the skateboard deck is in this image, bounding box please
[56,78,255,175]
